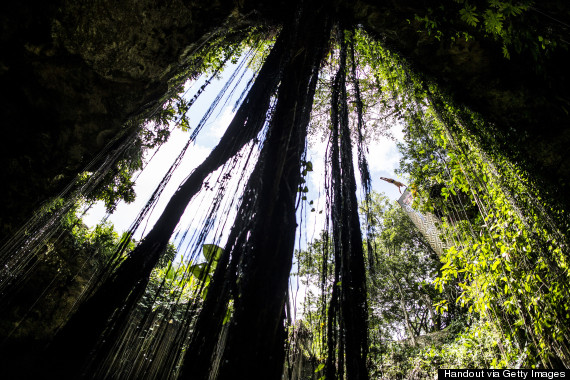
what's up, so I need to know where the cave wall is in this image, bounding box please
[0,0,246,238]
[350,0,570,207]
[1,0,569,239]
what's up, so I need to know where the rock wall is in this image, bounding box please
[0,0,245,238]
[1,0,569,238]
[351,0,570,207]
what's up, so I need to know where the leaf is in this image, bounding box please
[201,276,212,298]
[459,4,479,27]
[222,308,232,325]
[203,244,223,262]
[189,263,209,281]
[315,363,325,373]
[483,9,504,35]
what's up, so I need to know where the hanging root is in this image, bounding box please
[40,30,290,379]
[181,2,333,379]
[325,27,369,380]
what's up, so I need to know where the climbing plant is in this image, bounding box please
[1,1,569,379]
[394,73,570,368]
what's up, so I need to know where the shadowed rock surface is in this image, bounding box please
[1,0,569,237]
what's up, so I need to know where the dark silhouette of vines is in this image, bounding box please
[325,28,369,380]
[41,28,289,378]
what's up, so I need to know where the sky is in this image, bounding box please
[82,59,252,242]
[82,71,406,240]
[81,52,407,315]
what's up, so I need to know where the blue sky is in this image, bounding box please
[80,51,410,319]
[83,54,407,265]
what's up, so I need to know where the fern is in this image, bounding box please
[459,4,479,27]
[484,9,504,35]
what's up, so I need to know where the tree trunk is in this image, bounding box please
[41,29,289,379]
[211,2,331,378]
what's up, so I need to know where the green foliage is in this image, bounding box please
[58,203,134,260]
[361,193,473,377]
[142,260,196,323]
[393,73,570,367]
[459,3,480,27]
[0,205,130,341]
[141,243,225,324]
[79,122,163,212]
[187,244,224,298]
[411,0,563,62]
[411,318,516,376]
[157,243,178,269]
[333,25,570,369]
[294,191,463,376]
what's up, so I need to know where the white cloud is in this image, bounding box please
[367,121,404,174]
[367,138,400,173]
[207,107,235,140]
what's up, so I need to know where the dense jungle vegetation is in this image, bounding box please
[1,0,569,379]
